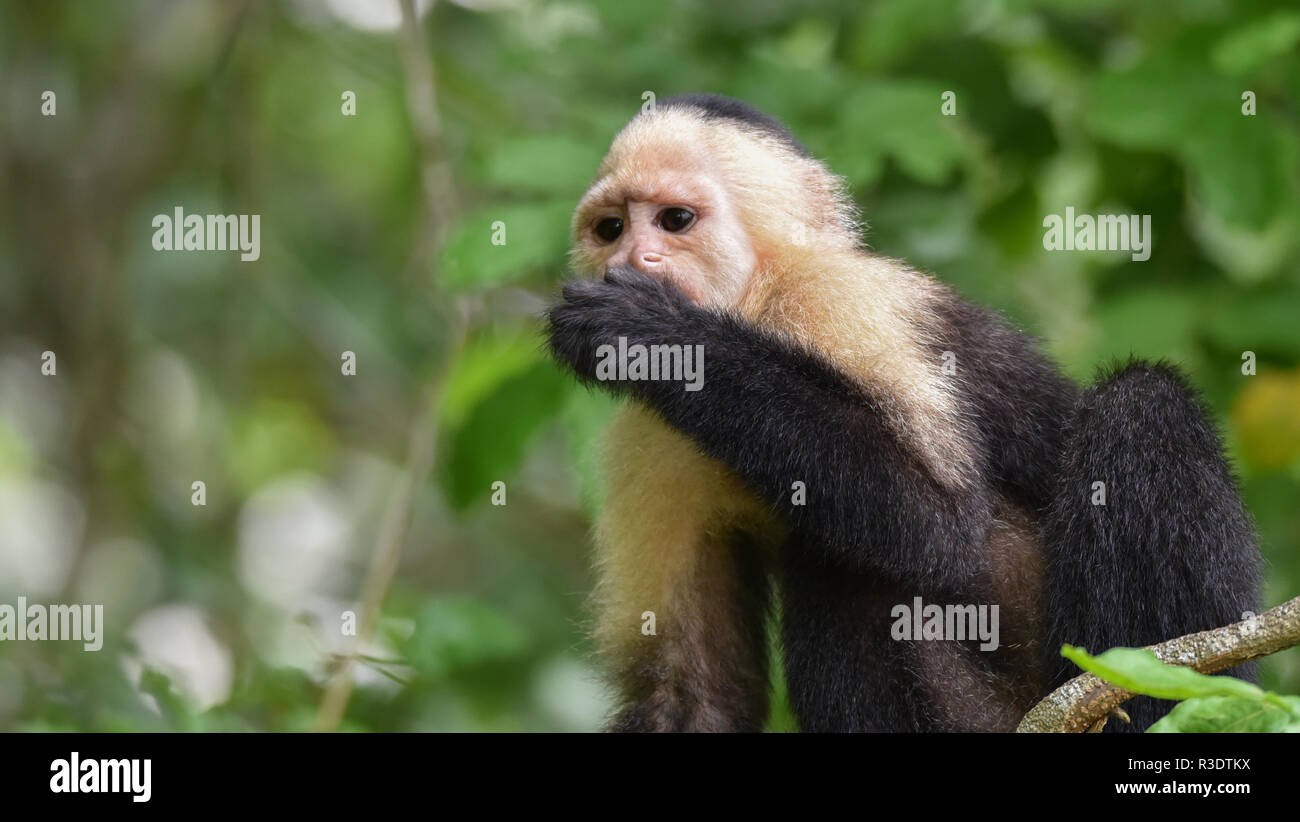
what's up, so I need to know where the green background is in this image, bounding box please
[0,0,1297,731]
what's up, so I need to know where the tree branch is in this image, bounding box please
[1017,595,1300,733]
[311,0,464,732]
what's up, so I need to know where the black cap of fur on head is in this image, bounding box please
[658,93,813,159]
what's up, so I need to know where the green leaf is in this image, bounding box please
[1212,12,1300,75]
[846,0,963,70]
[1089,287,1198,367]
[1085,53,1210,149]
[773,18,836,71]
[404,597,530,679]
[1149,695,1300,733]
[1187,203,1296,284]
[1203,288,1300,358]
[1062,646,1288,707]
[1084,49,1290,228]
[560,385,619,518]
[440,362,570,510]
[480,135,604,195]
[439,200,572,291]
[440,333,547,430]
[828,81,968,186]
[1181,115,1288,229]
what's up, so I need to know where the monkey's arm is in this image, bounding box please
[547,267,991,592]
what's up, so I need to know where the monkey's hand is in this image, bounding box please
[546,266,695,391]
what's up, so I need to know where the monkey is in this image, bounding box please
[545,93,1262,732]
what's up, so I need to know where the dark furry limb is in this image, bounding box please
[1039,361,1262,732]
[548,265,991,593]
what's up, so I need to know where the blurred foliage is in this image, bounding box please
[0,0,1298,732]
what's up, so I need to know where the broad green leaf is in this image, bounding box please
[1089,287,1198,367]
[773,18,836,70]
[1062,646,1286,707]
[560,385,619,518]
[846,0,963,70]
[404,597,530,679]
[480,135,603,195]
[441,362,570,510]
[1212,12,1300,75]
[828,82,968,186]
[1187,204,1296,284]
[1084,49,1290,228]
[1148,695,1300,733]
[439,200,572,290]
[589,0,690,35]
[1181,115,1288,229]
[1085,53,1209,148]
[440,332,547,430]
[1204,290,1300,358]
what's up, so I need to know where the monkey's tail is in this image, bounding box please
[1039,359,1262,732]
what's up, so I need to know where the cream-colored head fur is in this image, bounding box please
[570,104,861,307]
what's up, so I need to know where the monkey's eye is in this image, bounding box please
[594,217,623,243]
[658,207,695,233]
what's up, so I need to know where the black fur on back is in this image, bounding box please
[930,301,1262,731]
[929,297,1079,512]
[659,93,813,158]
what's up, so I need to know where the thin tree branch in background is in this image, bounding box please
[312,0,465,732]
[1017,595,1300,733]
[397,0,458,275]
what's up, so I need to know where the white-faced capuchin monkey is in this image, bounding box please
[546,93,1262,732]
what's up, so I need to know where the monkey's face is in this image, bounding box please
[571,149,757,309]
[570,105,861,311]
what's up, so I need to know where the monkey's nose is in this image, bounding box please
[624,251,664,275]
